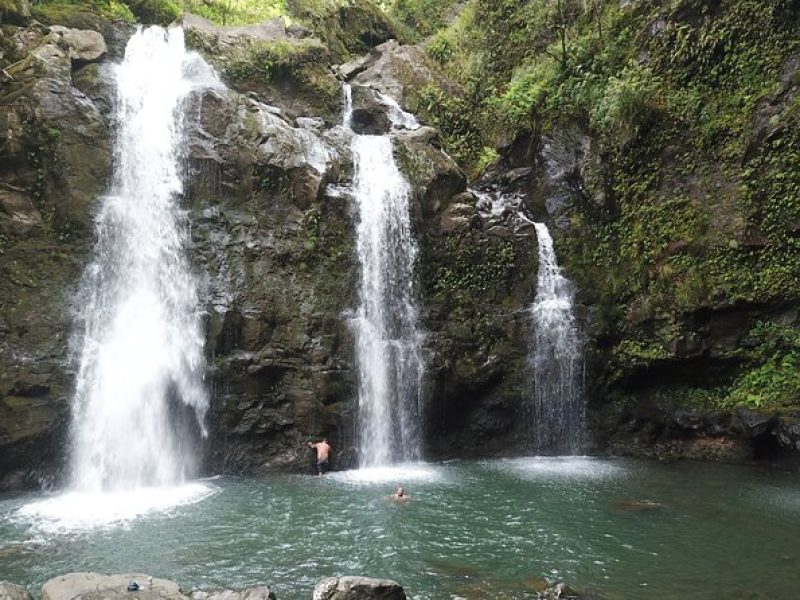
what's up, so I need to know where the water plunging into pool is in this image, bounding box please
[530,222,585,454]
[344,85,425,468]
[67,27,221,494]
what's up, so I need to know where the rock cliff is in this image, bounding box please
[0,9,537,488]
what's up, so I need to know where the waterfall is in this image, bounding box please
[530,223,585,454]
[344,85,425,467]
[69,27,221,492]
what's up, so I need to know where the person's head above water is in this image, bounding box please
[395,486,405,496]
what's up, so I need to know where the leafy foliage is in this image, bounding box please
[31,0,136,22]
[724,322,800,409]
[181,0,284,25]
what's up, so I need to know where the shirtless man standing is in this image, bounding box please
[308,438,332,476]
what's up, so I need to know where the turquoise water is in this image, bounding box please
[1,458,799,599]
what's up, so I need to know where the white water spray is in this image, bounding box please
[69,27,221,492]
[530,223,585,454]
[344,85,425,467]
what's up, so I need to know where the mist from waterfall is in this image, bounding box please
[344,85,425,467]
[530,222,585,454]
[68,27,221,492]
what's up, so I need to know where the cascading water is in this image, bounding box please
[344,85,425,467]
[530,222,585,454]
[68,27,221,492]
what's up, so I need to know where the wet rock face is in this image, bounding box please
[342,40,455,106]
[181,14,340,123]
[0,20,116,490]
[183,85,361,473]
[0,9,540,486]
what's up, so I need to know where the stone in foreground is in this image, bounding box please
[42,573,185,600]
[312,577,405,600]
[0,581,33,600]
[192,587,275,600]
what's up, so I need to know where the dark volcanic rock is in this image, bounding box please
[0,20,114,490]
[0,16,540,485]
[312,577,406,600]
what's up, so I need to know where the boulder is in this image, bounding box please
[181,13,339,121]
[348,85,391,135]
[0,0,30,25]
[393,134,466,217]
[42,574,186,600]
[191,586,275,600]
[0,581,33,600]
[775,417,800,451]
[734,408,776,438]
[49,26,107,63]
[347,41,456,106]
[312,577,406,600]
[524,125,604,230]
[0,186,43,234]
[181,14,289,49]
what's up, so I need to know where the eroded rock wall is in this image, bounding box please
[0,13,540,487]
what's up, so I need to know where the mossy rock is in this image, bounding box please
[224,38,340,119]
[0,0,30,25]
[286,0,399,60]
[120,0,181,25]
[30,4,117,30]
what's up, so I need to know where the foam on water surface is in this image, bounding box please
[485,456,625,480]
[13,482,217,534]
[328,463,445,485]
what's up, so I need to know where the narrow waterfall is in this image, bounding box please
[530,223,585,454]
[69,27,220,492]
[344,85,425,467]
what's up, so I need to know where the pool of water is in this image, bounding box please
[1,458,799,599]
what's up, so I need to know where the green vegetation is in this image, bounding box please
[22,120,62,231]
[379,0,459,40]
[286,0,398,59]
[181,0,283,26]
[31,0,136,23]
[122,0,181,24]
[421,233,518,299]
[725,322,800,409]
[14,0,800,416]
[225,38,326,82]
[220,37,340,116]
[29,0,279,24]
[401,0,800,411]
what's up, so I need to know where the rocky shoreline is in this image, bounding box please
[0,574,406,600]
[0,572,592,600]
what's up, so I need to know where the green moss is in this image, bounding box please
[421,233,518,300]
[223,37,339,116]
[120,0,181,24]
[22,120,62,232]
[380,0,459,40]
[182,0,284,25]
[31,0,135,23]
[286,0,398,59]
[722,321,800,409]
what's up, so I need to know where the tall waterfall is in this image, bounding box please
[69,27,220,492]
[530,223,585,454]
[344,86,425,467]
